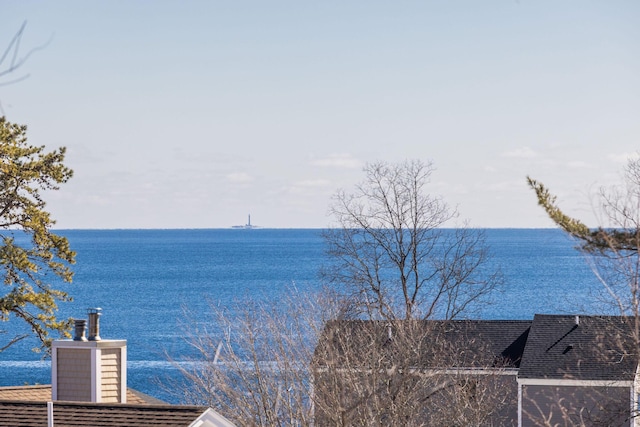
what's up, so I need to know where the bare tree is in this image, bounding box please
[312,319,522,426]
[323,159,501,320]
[170,289,331,426]
[171,288,519,426]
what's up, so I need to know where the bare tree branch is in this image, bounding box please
[0,21,54,114]
[323,160,501,320]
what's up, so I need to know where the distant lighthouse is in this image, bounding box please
[232,214,258,229]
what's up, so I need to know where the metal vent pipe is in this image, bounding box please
[87,307,102,341]
[73,319,87,341]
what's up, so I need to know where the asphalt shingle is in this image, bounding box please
[518,314,638,381]
[0,385,165,405]
[0,400,209,427]
[314,319,532,369]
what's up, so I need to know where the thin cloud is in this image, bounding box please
[311,154,361,169]
[567,161,592,169]
[501,147,537,159]
[225,172,254,183]
[288,179,332,194]
[486,180,521,192]
[608,152,640,164]
[295,179,331,188]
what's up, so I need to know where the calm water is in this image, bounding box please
[0,228,603,402]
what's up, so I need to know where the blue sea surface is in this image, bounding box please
[0,228,603,403]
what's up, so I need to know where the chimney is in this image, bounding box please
[52,308,127,403]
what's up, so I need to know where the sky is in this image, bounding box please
[0,1,638,229]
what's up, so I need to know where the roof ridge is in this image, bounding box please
[0,385,50,390]
[0,399,209,410]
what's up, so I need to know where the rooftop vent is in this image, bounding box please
[88,307,102,341]
[73,319,87,341]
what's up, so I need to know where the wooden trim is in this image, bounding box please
[518,378,633,387]
[51,348,58,401]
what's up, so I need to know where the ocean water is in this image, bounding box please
[0,228,603,403]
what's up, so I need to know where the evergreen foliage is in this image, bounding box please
[527,175,640,254]
[0,117,75,351]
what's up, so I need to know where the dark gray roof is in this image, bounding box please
[0,400,209,427]
[315,314,640,381]
[518,314,638,381]
[314,319,532,369]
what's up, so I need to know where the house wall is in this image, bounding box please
[56,348,92,401]
[521,384,632,427]
[100,348,122,403]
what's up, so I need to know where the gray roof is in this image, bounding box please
[315,315,640,381]
[518,314,638,381]
[314,319,532,369]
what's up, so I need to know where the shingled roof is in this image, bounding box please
[0,386,237,426]
[0,400,213,427]
[314,319,532,369]
[0,385,165,405]
[518,314,639,381]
